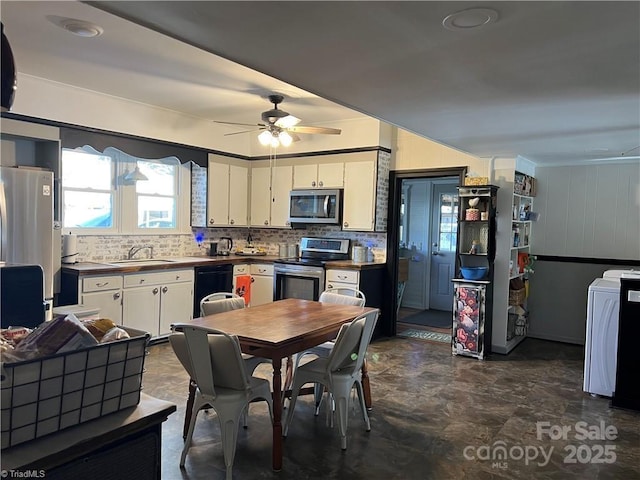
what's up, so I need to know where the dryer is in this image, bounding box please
[583,269,640,397]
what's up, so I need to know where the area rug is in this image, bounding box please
[398,329,451,344]
[402,309,452,329]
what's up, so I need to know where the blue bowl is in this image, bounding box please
[460,266,488,280]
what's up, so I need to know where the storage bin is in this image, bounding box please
[1,327,149,448]
[508,288,526,306]
[464,176,489,186]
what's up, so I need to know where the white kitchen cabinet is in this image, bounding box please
[122,269,194,337]
[250,164,293,227]
[250,263,274,307]
[326,268,359,290]
[342,160,376,231]
[293,162,343,189]
[232,264,250,302]
[207,155,249,227]
[207,161,229,227]
[80,274,124,324]
[229,164,249,226]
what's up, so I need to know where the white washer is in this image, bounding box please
[583,269,640,397]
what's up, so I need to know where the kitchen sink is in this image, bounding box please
[108,259,177,266]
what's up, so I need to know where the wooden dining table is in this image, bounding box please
[182,298,378,471]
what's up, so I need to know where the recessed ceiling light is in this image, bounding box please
[46,15,103,38]
[442,8,499,31]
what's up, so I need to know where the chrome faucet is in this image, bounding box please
[128,245,154,260]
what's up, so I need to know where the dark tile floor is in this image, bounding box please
[143,336,640,480]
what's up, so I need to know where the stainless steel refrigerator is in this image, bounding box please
[0,166,61,320]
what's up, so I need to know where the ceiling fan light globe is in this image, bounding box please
[258,130,272,145]
[270,136,280,148]
[279,131,293,147]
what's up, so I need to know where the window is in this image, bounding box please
[62,146,184,234]
[62,148,114,229]
[438,193,458,252]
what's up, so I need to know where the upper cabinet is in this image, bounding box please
[198,148,390,232]
[250,164,293,228]
[343,160,376,231]
[207,154,249,227]
[293,162,343,189]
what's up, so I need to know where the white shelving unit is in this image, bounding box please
[505,189,534,351]
[492,162,536,354]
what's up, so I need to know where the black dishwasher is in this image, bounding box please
[193,264,233,318]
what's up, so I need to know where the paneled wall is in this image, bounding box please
[527,161,640,345]
[532,162,640,260]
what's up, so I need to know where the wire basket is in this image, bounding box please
[1,327,149,448]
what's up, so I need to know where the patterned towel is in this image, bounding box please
[235,275,252,306]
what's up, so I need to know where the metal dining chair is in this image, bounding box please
[198,292,269,375]
[200,291,246,316]
[292,287,366,414]
[283,309,379,450]
[170,324,273,479]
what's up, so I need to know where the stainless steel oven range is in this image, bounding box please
[273,237,350,301]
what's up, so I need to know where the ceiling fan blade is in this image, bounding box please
[287,125,342,135]
[214,120,266,128]
[290,133,301,142]
[275,115,301,128]
[223,129,261,136]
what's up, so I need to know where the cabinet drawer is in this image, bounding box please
[82,275,123,292]
[233,264,249,275]
[326,269,359,284]
[325,281,358,291]
[250,264,273,276]
[123,269,194,288]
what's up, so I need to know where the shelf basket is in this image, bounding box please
[509,287,526,306]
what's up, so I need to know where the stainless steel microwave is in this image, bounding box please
[288,189,342,225]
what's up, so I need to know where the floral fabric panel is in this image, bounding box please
[453,285,484,357]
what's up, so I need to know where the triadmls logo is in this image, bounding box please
[463,420,618,469]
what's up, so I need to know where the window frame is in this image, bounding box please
[61,146,190,235]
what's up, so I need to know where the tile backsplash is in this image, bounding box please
[75,227,387,263]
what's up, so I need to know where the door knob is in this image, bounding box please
[432,251,439,256]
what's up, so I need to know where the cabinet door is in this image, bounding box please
[293,164,318,189]
[122,286,161,336]
[271,165,293,227]
[343,160,376,231]
[452,283,486,359]
[317,162,344,188]
[250,275,274,307]
[81,290,122,324]
[250,166,271,227]
[228,164,248,226]
[207,162,229,226]
[159,282,193,335]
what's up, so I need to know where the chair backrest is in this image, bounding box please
[170,324,249,402]
[200,292,245,316]
[326,309,379,374]
[320,287,366,307]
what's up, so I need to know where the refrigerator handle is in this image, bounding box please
[0,182,6,261]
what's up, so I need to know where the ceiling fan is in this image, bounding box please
[214,94,341,147]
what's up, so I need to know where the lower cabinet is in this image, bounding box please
[122,269,194,337]
[325,267,387,338]
[80,274,124,324]
[250,263,274,307]
[326,269,359,290]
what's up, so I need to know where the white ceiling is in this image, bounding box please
[2,1,639,166]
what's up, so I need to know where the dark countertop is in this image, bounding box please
[62,255,386,275]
